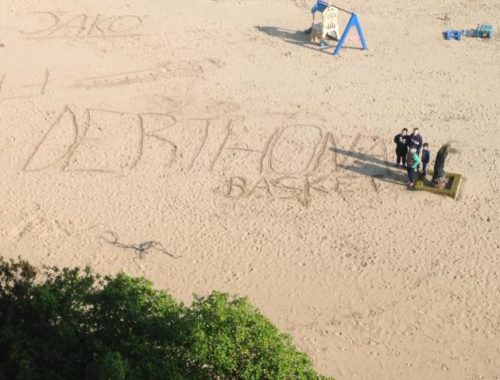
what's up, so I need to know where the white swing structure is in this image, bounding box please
[310,6,341,44]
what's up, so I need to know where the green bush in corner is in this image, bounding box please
[0,257,332,380]
[182,292,326,379]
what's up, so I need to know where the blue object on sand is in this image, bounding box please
[333,13,368,56]
[444,30,462,40]
[311,0,329,14]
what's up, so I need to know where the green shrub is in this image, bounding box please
[0,257,332,379]
[183,292,326,379]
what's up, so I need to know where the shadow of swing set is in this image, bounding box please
[309,4,368,55]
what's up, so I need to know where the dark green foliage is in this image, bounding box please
[0,257,332,380]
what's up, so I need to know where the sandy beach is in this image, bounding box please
[1,0,499,378]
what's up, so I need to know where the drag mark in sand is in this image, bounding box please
[0,62,204,100]
[100,231,179,259]
[72,69,167,89]
[71,62,204,89]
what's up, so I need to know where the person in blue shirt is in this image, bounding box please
[304,0,330,35]
[421,143,431,176]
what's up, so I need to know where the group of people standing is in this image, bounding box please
[393,128,431,188]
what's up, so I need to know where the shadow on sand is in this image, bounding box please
[330,147,408,187]
[255,26,363,54]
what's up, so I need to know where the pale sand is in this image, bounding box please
[1,0,499,378]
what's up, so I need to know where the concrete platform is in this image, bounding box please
[414,170,462,200]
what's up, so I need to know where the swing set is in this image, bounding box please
[313,4,368,56]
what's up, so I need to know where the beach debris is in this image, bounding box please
[100,231,180,259]
[476,24,494,39]
[444,30,462,41]
[438,14,451,22]
[443,24,494,41]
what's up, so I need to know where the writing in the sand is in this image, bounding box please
[21,12,145,39]
[23,106,390,204]
[0,70,49,100]
[0,63,204,99]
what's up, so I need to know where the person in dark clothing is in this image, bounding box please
[421,143,431,176]
[407,128,423,153]
[393,128,409,167]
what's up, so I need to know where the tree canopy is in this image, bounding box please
[0,257,332,380]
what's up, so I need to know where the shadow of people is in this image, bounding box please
[330,147,408,186]
[332,147,389,167]
[255,25,363,54]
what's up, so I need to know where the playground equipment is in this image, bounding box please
[330,6,368,56]
[305,3,367,55]
[310,6,341,45]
